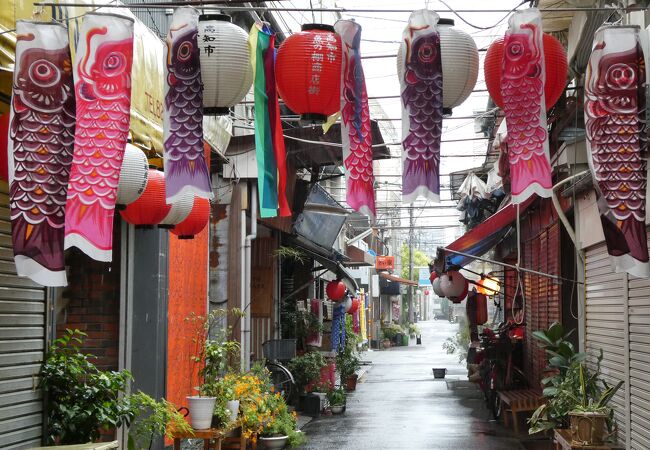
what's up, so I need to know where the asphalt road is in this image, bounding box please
[299,319,526,450]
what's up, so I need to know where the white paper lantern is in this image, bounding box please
[198,14,253,115]
[116,144,149,207]
[344,296,353,313]
[440,271,467,298]
[159,190,194,228]
[397,17,479,115]
[432,277,444,297]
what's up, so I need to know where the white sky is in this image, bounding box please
[271,0,522,254]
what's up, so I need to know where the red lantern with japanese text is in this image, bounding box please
[171,196,210,239]
[326,280,346,301]
[275,24,342,123]
[484,33,567,111]
[120,170,171,227]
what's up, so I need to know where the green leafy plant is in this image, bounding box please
[532,321,585,388]
[127,392,193,450]
[408,323,420,338]
[327,388,346,407]
[259,391,306,447]
[273,246,308,264]
[442,323,471,363]
[40,329,136,444]
[287,351,326,394]
[337,316,361,383]
[381,323,402,341]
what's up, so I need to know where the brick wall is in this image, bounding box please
[56,223,121,371]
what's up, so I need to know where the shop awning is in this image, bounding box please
[445,196,535,268]
[378,272,418,286]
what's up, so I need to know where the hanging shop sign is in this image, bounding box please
[335,19,376,219]
[375,255,395,270]
[275,24,342,122]
[8,20,75,287]
[164,7,213,204]
[64,12,134,262]
[584,25,649,278]
[198,14,253,115]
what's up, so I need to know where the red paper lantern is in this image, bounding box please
[449,281,468,304]
[120,169,171,227]
[429,270,438,283]
[346,297,360,315]
[275,24,342,122]
[171,197,210,239]
[326,280,346,301]
[424,289,430,296]
[484,33,568,111]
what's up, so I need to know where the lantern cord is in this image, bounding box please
[437,0,527,31]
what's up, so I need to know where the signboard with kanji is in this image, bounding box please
[375,255,395,270]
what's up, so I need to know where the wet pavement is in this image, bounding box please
[299,319,530,450]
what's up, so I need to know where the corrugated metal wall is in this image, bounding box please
[0,184,46,449]
[585,243,627,446]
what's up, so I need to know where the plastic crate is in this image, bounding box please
[262,339,297,362]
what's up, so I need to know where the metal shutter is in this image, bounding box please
[0,183,46,449]
[627,242,650,450]
[584,243,627,446]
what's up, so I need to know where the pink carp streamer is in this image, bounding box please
[9,21,75,286]
[502,8,552,204]
[164,7,213,204]
[335,20,376,218]
[585,25,649,278]
[64,13,134,262]
[399,10,443,204]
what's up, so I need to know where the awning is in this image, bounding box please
[343,245,375,268]
[378,272,418,287]
[445,196,535,268]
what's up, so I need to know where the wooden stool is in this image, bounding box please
[553,428,623,449]
[172,428,223,450]
[498,389,545,434]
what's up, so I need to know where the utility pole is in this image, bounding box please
[408,205,414,324]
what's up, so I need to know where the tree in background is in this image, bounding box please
[400,244,431,281]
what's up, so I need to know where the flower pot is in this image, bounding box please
[382,339,391,349]
[331,404,345,414]
[344,373,358,391]
[258,435,289,450]
[186,396,217,430]
[432,368,447,379]
[569,411,608,446]
[226,399,239,422]
[298,393,321,417]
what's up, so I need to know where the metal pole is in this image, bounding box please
[408,206,414,324]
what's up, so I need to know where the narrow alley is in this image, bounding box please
[301,320,526,450]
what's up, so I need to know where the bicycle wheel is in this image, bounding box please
[267,362,294,402]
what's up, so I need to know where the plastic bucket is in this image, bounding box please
[187,396,217,430]
[432,368,447,379]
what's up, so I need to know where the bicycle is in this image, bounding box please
[476,321,527,419]
[262,339,296,402]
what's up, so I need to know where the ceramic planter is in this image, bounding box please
[186,396,216,430]
[569,411,608,446]
[226,399,240,422]
[331,404,345,414]
[258,435,289,450]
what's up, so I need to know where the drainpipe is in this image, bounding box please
[240,201,247,371]
[244,184,257,371]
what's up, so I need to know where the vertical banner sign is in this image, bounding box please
[502,8,552,204]
[249,23,279,218]
[9,21,75,286]
[585,25,649,278]
[164,7,212,204]
[65,13,134,261]
[399,10,443,204]
[335,20,376,218]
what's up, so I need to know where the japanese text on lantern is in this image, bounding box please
[309,33,337,95]
[203,25,216,56]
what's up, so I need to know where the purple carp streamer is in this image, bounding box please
[64,13,134,262]
[585,25,649,278]
[502,8,552,204]
[335,20,376,218]
[9,21,75,286]
[399,10,443,204]
[164,7,212,204]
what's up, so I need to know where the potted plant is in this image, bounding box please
[327,388,346,414]
[337,316,361,391]
[408,323,420,339]
[288,351,326,415]
[186,309,242,430]
[39,329,138,444]
[127,392,193,450]
[258,391,306,450]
